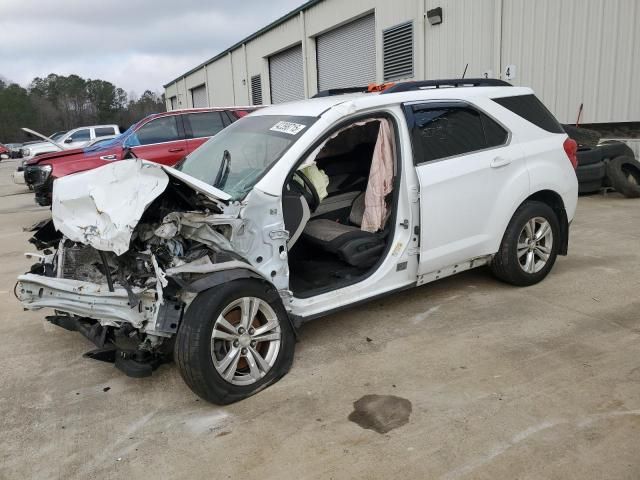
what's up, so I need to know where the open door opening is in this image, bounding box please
[284,116,398,297]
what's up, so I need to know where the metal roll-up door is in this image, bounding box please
[191,85,208,107]
[317,13,376,91]
[269,44,304,104]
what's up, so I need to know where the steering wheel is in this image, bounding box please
[292,170,321,212]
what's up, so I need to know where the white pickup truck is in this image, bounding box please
[20,124,121,161]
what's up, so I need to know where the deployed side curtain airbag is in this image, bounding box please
[361,119,394,233]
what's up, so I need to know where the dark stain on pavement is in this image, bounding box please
[348,394,412,434]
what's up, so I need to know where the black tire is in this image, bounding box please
[578,180,602,195]
[175,279,295,405]
[598,140,635,160]
[606,155,640,198]
[576,147,604,166]
[562,124,601,147]
[491,201,561,286]
[576,161,606,183]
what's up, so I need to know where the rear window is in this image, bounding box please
[185,112,224,138]
[95,127,115,137]
[408,104,508,163]
[492,94,564,134]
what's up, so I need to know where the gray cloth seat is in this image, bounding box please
[302,193,386,268]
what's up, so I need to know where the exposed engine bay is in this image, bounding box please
[15,160,289,377]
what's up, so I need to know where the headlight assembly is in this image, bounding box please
[24,164,52,187]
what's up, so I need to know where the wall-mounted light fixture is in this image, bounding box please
[427,7,443,26]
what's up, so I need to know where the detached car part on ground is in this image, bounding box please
[16,79,578,404]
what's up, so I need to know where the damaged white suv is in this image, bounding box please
[16,79,578,404]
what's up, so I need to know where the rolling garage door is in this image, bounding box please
[269,44,305,104]
[191,85,208,108]
[317,14,376,91]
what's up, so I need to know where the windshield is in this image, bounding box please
[83,134,123,151]
[50,131,66,141]
[177,115,316,200]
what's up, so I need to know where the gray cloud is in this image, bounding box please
[0,0,304,94]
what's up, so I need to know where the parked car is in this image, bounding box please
[16,79,578,404]
[24,107,254,205]
[0,143,9,160]
[20,125,120,161]
[5,143,24,158]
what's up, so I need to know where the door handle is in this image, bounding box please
[490,156,512,168]
[168,147,185,152]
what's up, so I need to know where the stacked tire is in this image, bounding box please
[566,125,640,198]
[605,151,640,198]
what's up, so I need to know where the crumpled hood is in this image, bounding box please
[52,160,231,255]
[26,147,87,166]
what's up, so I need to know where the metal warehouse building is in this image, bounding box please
[164,0,640,125]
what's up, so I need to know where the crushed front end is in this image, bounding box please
[15,160,289,377]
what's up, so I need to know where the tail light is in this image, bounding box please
[563,138,578,169]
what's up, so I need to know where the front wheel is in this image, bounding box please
[175,279,295,404]
[491,201,561,286]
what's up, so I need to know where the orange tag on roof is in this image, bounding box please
[368,82,396,92]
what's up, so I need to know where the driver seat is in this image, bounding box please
[302,193,386,268]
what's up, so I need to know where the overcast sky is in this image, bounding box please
[0,0,304,97]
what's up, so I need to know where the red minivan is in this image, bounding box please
[24,107,255,206]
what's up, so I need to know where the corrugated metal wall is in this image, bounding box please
[190,85,208,107]
[316,13,377,90]
[165,0,639,124]
[424,0,496,80]
[501,0,640,123]
[269,44,305,103]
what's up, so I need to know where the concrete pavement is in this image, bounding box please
[0,157,638,479]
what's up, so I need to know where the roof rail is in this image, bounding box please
[312,87,369,98]
[381,78,511,94]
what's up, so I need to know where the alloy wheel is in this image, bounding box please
[210,297,282,386]
[517,217,553,274]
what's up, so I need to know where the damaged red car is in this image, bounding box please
[24,107,255,205]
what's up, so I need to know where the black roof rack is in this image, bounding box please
[312,87,369,98]
[381,78,511,94]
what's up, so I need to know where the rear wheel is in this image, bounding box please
[175,279,295,404]
[491,201,561,286]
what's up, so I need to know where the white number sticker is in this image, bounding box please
[270,121,307,135]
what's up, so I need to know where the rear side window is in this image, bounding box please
[408,104,508,163]
[492,94,564,133]
[129,116,181,146]
[482,114,509,147]
[94,127,115,137]
[185,112,224,138]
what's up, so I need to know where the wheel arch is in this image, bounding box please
[185,268,273,294]
[182,268,298,334]
[521,189,569,255]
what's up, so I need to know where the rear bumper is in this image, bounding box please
[16,273,158,328]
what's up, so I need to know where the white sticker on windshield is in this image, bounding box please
[270,121,307,135]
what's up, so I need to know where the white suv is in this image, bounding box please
[16,79,578,404]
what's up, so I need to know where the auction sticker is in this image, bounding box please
[270,121,307,135]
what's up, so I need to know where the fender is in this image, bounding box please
[183,268,299,336]
[496,189,571,256]
[185,268,268,293]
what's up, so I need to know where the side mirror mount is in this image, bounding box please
[122,146,137,159]
[64,138,73,144]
